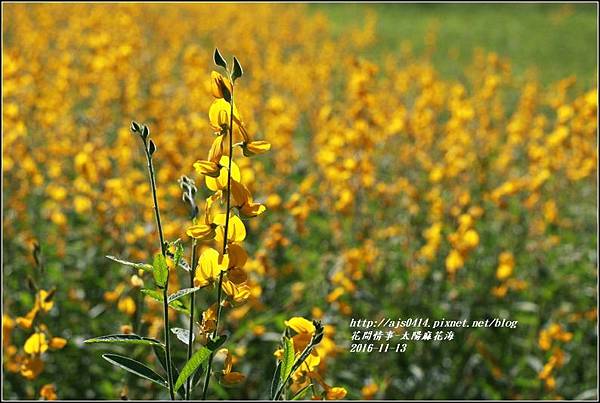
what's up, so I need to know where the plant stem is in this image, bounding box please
[185,239,198,400]
[202,83,235,400]
[143,140,175,401]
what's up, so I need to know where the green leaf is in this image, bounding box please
[106,255,153,271]
[291,383,313,400]
[270,361,281,399]
[141,289,190,314]
[280,337,295,385]
[167,287,201,304]
[102,353,166,388]
[152,253,168,288]
[84,334,164,348]
[174,346,212,392]
[232,57,243,82]
[171,327,194,345]
[214,48,227,69]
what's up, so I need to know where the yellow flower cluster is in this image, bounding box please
[537,323,573,391]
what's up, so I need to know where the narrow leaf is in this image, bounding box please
[174,347,212,392]
[167,287,201,304]
[152,253,168,288]
[106,255,153,271]
[84,334,164,348]
[102,353,166,388]
[232,57,243,82]
[171,327,194,345]
[213,48,227,69]
[280,337,295,384]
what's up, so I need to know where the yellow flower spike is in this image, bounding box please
[49,337,67,350]
[206,156,241,192]
[24,332,49,354]
[211,71,233,100]
[186,224,216,240]
[195,248,229,287]
[214,213,246,243]
[284,317,316,334]
[193,160,222,178]
[241,140,271,157]
[20,356,44,380]
[40,383,57,400]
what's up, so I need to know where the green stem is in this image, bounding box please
[143,139,175,401]
[202,82,235,400]
[185,239,198,400]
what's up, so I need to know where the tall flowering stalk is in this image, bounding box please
[186,48,271,399]
[84,49,276,401]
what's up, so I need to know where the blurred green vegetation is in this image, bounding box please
[310,3,597,86]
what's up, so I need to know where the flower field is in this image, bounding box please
[2,3,597,400]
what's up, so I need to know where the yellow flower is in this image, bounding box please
[221,280,251,303]
[209,99,232,131]
[193,160,222,178]
[49,337,67,350]
[20,356,44,380]
[117,296,136,316]
[24,332,49,355]
[36,289,55,313]
[231,179,266,218]
[241,140,271,157]
[222,371,246,385]
[326,387,348,400]
[445,249,464,274]
[40,384,57,400]
[214,213,247,243]
[228,243,248,269]
[194,248,228,287]
[362,383,378,399]
[211,71,232,100]
[186,223,216,240]
[284,317,315,334]
[206,156,241,192]
[208,135,225,163]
